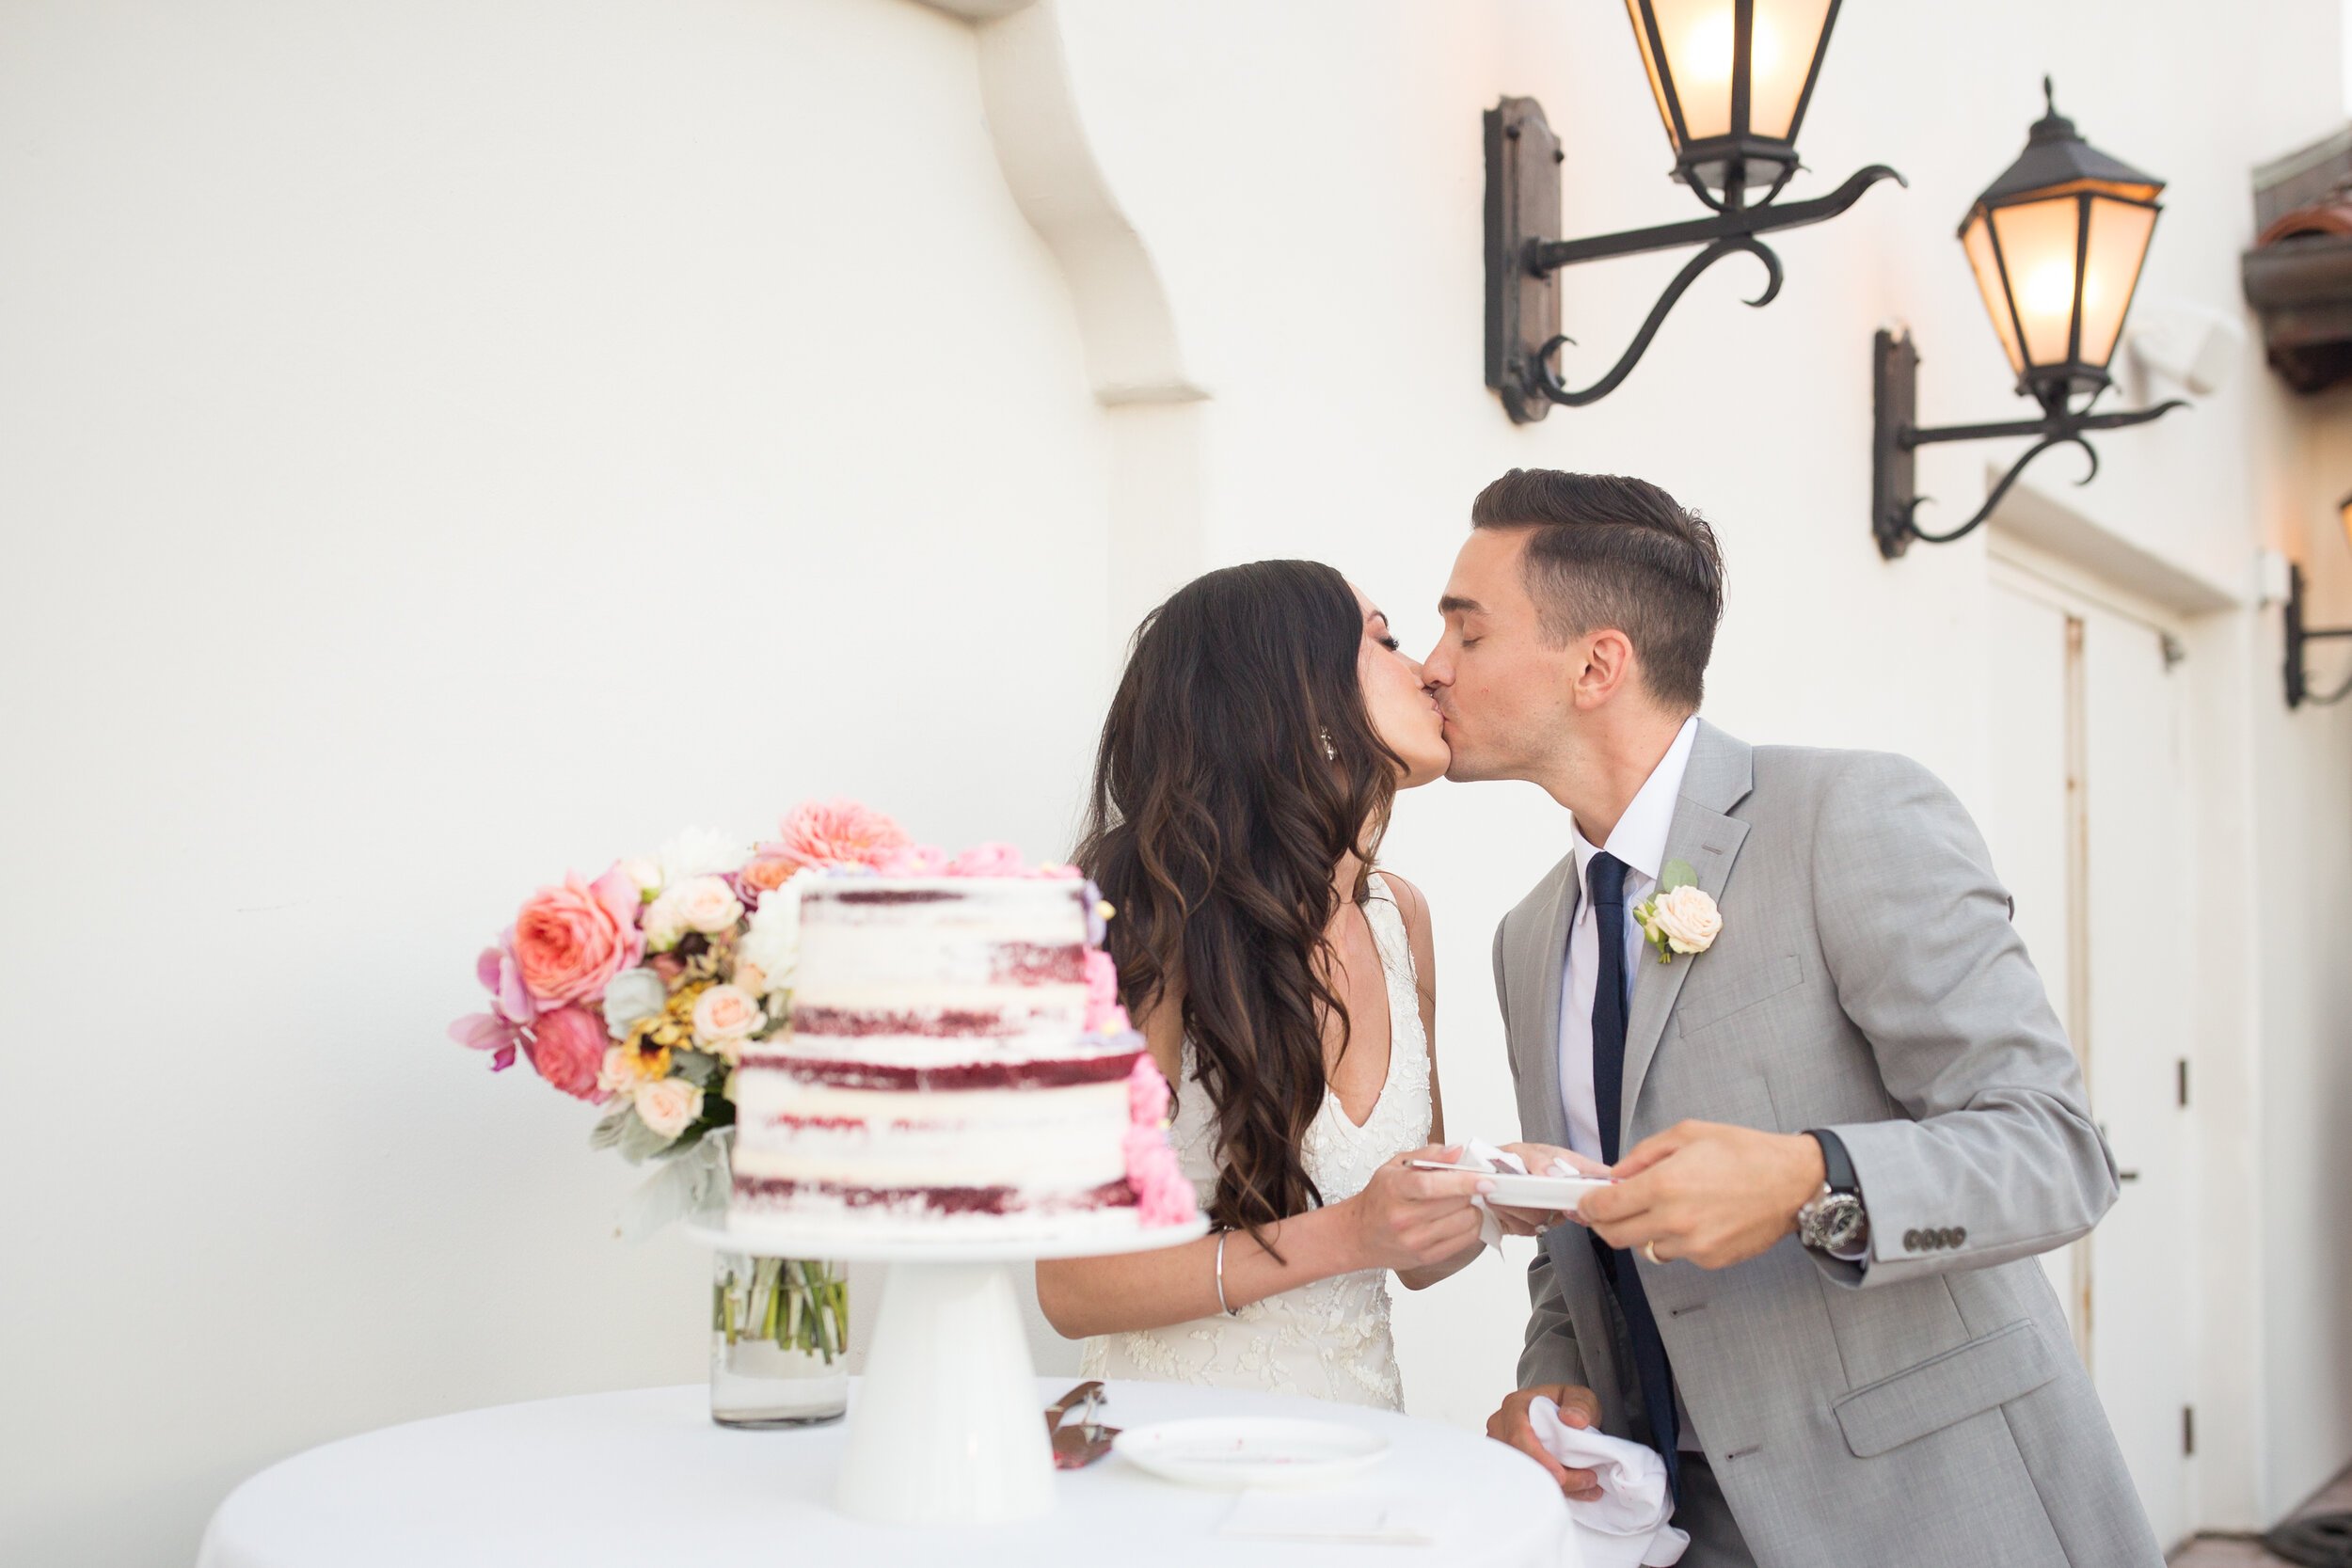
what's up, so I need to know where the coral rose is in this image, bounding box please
[524,1006,611,1101]
[741,855,802,893]
[763,798,909,874]
[511,866,644,1006]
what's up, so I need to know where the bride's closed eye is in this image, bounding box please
[1376,633,1401,653]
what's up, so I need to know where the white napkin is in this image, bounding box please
[1526,1397,1690,1568]
[1452,1138,1590,1254]
[1219,1488,1439,1545]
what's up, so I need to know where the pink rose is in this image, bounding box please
[947,842,1025,878]
[511,867,644,1006]
[691,983,762,1047]
[632,1077,704,1139]
[875,844,949,877]
[761,798,909,874]
[523,1006,610,1101]
[1125,1053,1171,1127]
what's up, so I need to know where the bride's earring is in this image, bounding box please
[1319,729,1337,762]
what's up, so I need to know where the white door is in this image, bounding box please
[1979,570,2195,1549]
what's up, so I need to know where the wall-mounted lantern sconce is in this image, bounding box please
[2284,496,2352,707]
[1873,81,2186,558]
[1486,0,1902,423]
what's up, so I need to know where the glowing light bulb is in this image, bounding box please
[1680,10,1781,87]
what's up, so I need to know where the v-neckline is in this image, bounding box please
[1326,895,1401,1133]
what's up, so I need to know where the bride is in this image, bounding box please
[1035,559,1493,1410]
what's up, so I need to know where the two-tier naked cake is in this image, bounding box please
[728,873,1197,1242]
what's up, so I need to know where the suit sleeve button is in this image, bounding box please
[1902,1229,1921,1251]
[1952,1227,1966,1246]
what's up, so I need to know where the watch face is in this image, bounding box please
[1823,1196,1867,1250]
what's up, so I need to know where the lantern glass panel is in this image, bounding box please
[1643,0,1738,142]
[1626,0,1677,147]
[1988,195,2086,369]
[1961,213,2026,379]
[1747,0,1835,139]
[2076,196,2157,369]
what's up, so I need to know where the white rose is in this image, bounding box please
[737,877,808,995]
[633,1077,705,1140]
[618,856,664,898]
[658,827,748,889]
[672,875,744,935]
[602,968,668,1037]
[1646,884,1723,955]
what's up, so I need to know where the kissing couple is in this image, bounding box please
[1034,469,2164,1568]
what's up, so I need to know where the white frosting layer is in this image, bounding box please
[794,878,1091,990]
[728,1187,1151,1243]
[733,1079,1129,1189]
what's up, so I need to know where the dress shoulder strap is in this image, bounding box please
[1359,872,1417,993]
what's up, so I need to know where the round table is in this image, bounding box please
[198,1378,1578,1568]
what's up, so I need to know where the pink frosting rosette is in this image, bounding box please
[947,841,1025,877]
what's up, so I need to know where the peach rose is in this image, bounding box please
[672,876,744,934]
[741,855,801,893]
[524,1006,610,1101]
[1645,884,1722,955]
[511,867,644,1006]
[633,1077,704,1140]
[691,983,761,1047]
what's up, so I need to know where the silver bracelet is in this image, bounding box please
[1214,1229,1239,1317]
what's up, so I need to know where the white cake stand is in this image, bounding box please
[685,1214,1207,1528]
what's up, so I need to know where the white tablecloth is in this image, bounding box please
[198,1378,1576,1567]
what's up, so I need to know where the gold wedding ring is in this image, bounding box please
[1642,1240,1663,1265]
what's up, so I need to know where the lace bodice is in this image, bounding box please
[1078,873,1432,1410]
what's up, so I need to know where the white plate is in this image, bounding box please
[1113,1418,1390,1490]
[1409,1160,1614,1212]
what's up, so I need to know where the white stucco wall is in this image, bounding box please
[0,3,1111,1563]
[3,0,2347,1560]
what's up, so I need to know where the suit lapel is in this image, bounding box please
[1510,855,1579,1148]
[1616,722,1755,1155]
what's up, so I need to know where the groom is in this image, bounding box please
[1422,470,2162,1568]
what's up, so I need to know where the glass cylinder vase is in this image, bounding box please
[710,1251,850,1427]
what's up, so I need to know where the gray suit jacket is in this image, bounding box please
[1497,721,2162,1568]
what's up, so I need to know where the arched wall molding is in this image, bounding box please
[913,0,1209,648]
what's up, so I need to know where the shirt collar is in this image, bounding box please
[1570,716,1702,901]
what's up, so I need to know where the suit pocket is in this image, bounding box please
[1674,953,1804,1038]
[1832,1319,2060,1458]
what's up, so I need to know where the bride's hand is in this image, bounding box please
[1488,1143,1611,1235]
[1341,1145,1488,1273]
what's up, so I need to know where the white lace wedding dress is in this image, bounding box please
[1079,873,1432,1411]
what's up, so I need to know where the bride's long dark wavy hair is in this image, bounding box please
[1074,561,1403,1253]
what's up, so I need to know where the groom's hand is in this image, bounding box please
[1578,1120,1823,1268]
[1486,1385,1605,1501]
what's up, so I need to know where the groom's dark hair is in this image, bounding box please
[1470,468,1724,709]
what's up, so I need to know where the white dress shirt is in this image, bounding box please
[1557,717,1703,1451]
[1557,716,1700,1163]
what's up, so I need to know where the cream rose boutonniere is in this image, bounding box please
[1633,861,1721,964]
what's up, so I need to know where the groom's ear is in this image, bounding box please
[1569,627,1638,710]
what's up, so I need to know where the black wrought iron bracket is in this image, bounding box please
[1870,328,2188,559]
[2284,559,2352,707]
[1485,95,1902,423]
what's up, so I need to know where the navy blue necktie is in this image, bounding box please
[1586,851,1683,1498]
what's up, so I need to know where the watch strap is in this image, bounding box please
[1805,1128,1860,1196]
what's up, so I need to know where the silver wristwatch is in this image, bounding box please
[1796,1130,1869,1261]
